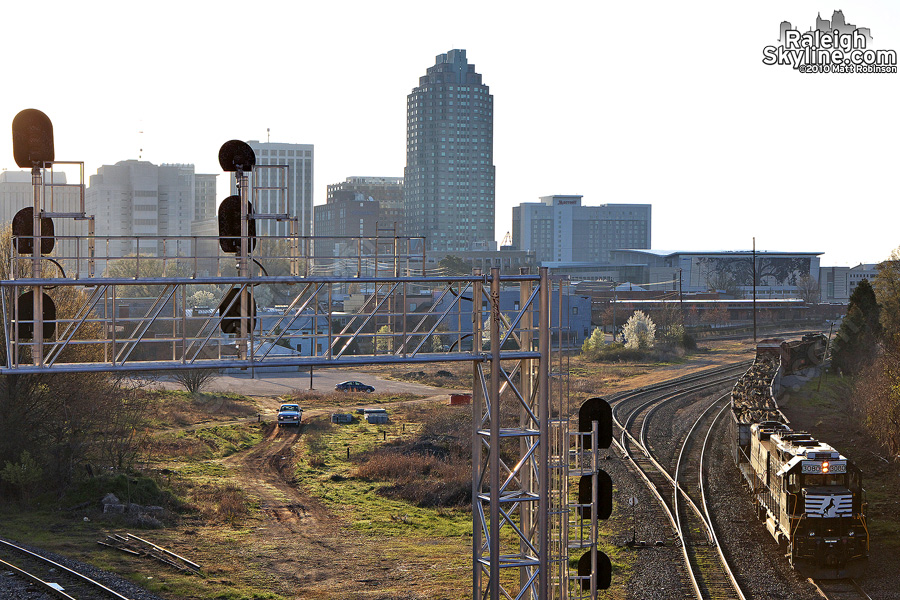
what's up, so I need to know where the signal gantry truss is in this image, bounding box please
[2,115,606,597]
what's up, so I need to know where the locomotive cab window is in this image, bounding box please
[788,473,800,493]
[803,473,845,487]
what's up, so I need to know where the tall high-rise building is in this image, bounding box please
[86,160,217,258]
[404,49,495,253]
[512,196,651,264]
[232,141,314,238]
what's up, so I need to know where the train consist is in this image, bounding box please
[730,335,868,579]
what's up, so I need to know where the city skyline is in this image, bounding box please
[0,2,897,267]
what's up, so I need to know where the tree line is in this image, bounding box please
[831,246,900,457]
[0,226,151,501]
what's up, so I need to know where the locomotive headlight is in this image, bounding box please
[822,461,829,473]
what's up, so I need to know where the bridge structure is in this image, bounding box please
[3,114,605,599]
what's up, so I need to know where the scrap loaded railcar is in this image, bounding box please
[730,336,868,579]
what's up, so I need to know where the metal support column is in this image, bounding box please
[489,267,501,600]
[238,167,250,361]
[32,166,43,366]
[471,268,484,599]
[538,266,551,599]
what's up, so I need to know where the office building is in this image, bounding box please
[233,141,314,238]
[0,170,87,264]
[819,266,850,303]
[849,263,879,292]
[512,196,651,264]
[404,49,495,252]
[609,249,822,298]
[86,160,217,258]
[326,176,404,231]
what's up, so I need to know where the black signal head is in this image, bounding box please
[218,140,256,172]
[12,207,55,255]
[12,109,55,168]
[17,291,57,340]
[217,195,257,254]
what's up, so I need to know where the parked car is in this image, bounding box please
[277,403,303,427]
[335,380,375,393]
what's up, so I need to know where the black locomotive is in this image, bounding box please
[730,335,868,579]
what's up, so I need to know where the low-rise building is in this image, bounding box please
[608,249,823,299]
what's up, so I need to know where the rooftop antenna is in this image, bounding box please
[138,119,144,159]
[267,127,270,143]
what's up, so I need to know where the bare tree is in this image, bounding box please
[854,345,900,457]
[874,247,900,343]
[796,274,820,304]
[170,369,219,393]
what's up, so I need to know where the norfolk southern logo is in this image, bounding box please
[763,10,897,73]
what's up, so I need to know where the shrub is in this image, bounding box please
[1,451,43,500]
[623,311,656,349]
[581,327,606,356]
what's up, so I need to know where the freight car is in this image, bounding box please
[730,337,868,579]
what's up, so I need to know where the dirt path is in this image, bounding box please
[200,335,786,598]
[220,424,406,598]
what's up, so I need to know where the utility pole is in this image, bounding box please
[611,284,617,342]
[752,238,757,344]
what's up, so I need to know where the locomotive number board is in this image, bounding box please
[801,461,846,474]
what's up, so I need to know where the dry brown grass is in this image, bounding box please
[147,390,259,429]
[189,482,250,525]
[352,404,473,508]
[355,451,471,507]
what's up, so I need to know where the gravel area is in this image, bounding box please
[0,570,56,600]
[608,379,834,600]
[602,445,692,599]
[0,536,167,600]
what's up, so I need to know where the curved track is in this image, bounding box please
[0,537,133,600]
[809,578,874,600]
[610,362,749,600]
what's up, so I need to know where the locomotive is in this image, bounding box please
[730,335,868,579]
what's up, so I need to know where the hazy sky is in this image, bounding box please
[0,1,897,267]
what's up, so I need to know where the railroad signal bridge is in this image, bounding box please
[3,109,613,599]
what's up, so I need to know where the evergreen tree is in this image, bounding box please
[831,279,881,375]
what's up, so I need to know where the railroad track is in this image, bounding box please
[809,578,874,600]
[611,363,748,600]
[675,395,745,600]
[0,537,134,600]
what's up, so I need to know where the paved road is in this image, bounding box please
[156,368,459,397]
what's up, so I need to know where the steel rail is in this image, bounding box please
[629,384,728,599]
[808,577,874,600]
[611,367,747,600]
[0,556,78,600]
[0,537,133,600]
[700,398,748,600]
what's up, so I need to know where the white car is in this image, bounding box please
[277,403,303,427]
